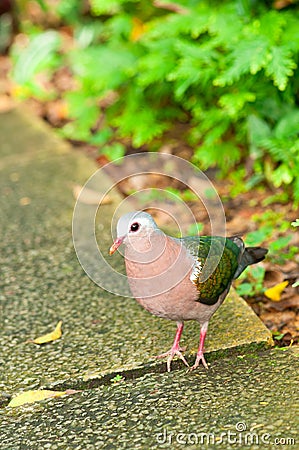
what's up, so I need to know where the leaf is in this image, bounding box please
[245,226,272,246]
[265,46,297,91]
[274,110,299,139]
[113,96,168,146]
[236,282,254,297]
[271,164,293,188]
[188,222,204,235]
[31,320,63,345]
[90,0,121,15]
[259,11,286,42]
[268,235,292,252]
[264,269,284,288]
[69,45,136,93]
[215,37,269,86]
[12,31,61,85]
[264,281,289,301]
[272,331,285,341]
[138,41,177,87]
[110,374,125,384]
[153,0,189,15]
[8,389,79,408]
[247,115,271,148]
[35,0,49,11]
[219,91,256,117]
[101,143,125,161]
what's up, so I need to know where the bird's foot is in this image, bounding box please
[188,352,209,371]
[155,346,189,372]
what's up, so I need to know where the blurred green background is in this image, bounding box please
[2,0,299,203]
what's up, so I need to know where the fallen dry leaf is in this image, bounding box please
[0,94,15,113]
[281,260,299,273]
[263,270,284,288]
[264,281,289,302]
[274,0,293,10]
[260,310,296,329]
[19,197,31,206]
[72,184,112,205]
[263,294,299,312]
[45,99,68,125]
[31,320,63,345]
[8,389,79,408]
[153,0,189,14]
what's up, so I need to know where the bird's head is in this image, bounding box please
[109,211,159,255]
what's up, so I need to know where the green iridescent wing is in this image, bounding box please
[181,236,242,305]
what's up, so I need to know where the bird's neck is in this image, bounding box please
[125,233,193,275]
[125,230,167,265]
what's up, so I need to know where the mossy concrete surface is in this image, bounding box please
[1,107,294,449]
[1,349,298,449]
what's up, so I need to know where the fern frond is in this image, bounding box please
[274,110,299,139]
[215,36,269,86]
[219,92,256,118]
[265,46,297,91]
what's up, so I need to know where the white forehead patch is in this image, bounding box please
[116,211,157,237]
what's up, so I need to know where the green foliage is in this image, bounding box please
[10,0,299,183]
[291,219,299,287]
[246,210,298,264]
[236,265,266,297]
[11,30,62,99]
[101,142,125,161]
[272,331,285,341]
[187,222,204,236]
[236,212,299,295]
[110,374,125,384]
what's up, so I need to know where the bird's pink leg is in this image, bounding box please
[155,322,189,372]
[190,322,209,371]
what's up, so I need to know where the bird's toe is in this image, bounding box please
[154,348,189,372]
[188,353,209,371]
[154,346,186,360]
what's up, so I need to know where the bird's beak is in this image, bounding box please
[109,236,125,255]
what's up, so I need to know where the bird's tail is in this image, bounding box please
[234,246,268,279]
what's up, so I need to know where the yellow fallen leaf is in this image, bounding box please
[8,389,79,408]
[32,320,63,345]
[264,281,289,301]
[19,197,31,206]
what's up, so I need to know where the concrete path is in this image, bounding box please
[0,108,297,449]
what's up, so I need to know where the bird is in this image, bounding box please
[109,211,267,372]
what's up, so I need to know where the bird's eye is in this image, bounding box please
[130,222,140,232]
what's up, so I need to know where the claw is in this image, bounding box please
[188,352,209,372]
[155,347,189,372]
[155,346,186,359]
